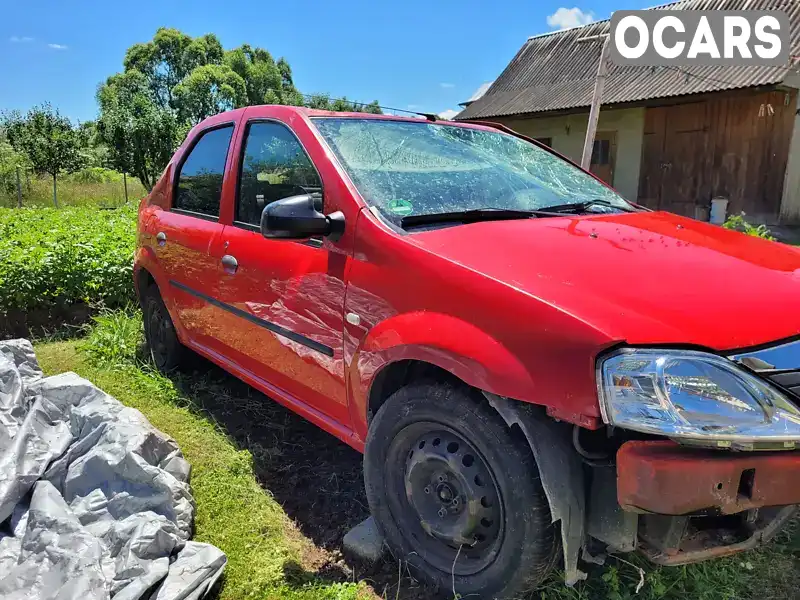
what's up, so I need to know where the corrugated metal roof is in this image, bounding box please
[457,0,800,120]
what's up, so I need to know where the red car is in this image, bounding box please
[135,105,800,599]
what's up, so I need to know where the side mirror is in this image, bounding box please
[260,195,345,242]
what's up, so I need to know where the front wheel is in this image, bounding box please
[364,382,559,599]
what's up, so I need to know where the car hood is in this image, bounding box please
[409,211,800,351]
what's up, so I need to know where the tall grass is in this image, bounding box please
[0,168,147,208]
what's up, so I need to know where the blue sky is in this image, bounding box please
[1,0,652,122]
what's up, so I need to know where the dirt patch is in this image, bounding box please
[1,304,93,340]
[170,356,433,599]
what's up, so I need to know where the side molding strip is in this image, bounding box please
[169,280,335,357]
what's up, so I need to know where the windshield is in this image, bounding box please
[311,118,633,225]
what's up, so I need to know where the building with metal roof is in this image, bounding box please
[457,0,800,224]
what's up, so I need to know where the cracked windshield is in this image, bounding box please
[313,118,632,225]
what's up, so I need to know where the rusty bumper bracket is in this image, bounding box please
[617,441,800,515]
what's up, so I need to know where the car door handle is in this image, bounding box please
[156,232,167,246]
[221,254,238,274]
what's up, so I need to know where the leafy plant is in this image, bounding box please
[0,205,137,313]
[80,306,143,366]
[723,213,776,240]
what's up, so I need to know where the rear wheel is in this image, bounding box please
[142,284,184,373]
[364,381,559,599]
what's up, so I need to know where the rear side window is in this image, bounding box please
[236,122,322,227]
[174,125,234,217]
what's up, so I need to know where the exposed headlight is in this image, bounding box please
[598,349,800,447]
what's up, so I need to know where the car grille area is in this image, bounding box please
[729,338,800,399]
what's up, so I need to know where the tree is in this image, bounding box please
[0,132,30,201]
[123,28,202,109]
[223,44,303,107]
[97,28,383,192]
[76,120,109,168]
[173,64,247,123]
[3,103,85,207]
[96,70,183,191]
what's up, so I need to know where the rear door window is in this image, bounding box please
[235,121,322,227]
[174,125,235,218]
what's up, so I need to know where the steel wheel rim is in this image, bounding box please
[385,422,505,575]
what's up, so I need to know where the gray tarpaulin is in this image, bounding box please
[0,339,226,599]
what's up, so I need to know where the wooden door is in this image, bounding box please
[660,103,709,217]
[638,91,795,220]
[639,102,708,217]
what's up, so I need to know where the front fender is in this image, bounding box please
[348,311,537,439]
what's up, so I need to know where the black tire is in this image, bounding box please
[364,381,559,599]
[141,284,184,373]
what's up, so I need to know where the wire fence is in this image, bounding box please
[0,167,145,209]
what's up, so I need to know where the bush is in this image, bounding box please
[723,213,776,240]
[69,167,122,184]
[0,204,137,314]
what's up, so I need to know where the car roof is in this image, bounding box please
[202,105,499,130]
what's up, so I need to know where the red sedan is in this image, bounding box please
[135,105,800,599]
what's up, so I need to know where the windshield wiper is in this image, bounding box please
[401,208,540,229]
[539,199,636,214]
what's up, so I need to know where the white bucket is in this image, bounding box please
[710,197,729,225]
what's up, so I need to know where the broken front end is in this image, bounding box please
[587,344,800,564]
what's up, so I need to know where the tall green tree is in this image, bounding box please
[97,27,382,192]
[223,44,303,107]
[173,64,247,123]
[96,70,183,191]
[3,103,85,207]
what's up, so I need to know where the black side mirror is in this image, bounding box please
[260,195,345,242]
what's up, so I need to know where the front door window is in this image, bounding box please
[236,122,322,227]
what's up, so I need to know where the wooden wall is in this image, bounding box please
[638,89,796,221]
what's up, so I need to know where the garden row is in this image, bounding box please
[0,204,137,337]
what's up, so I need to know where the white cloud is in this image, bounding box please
[440,82,455,89]
[9,36,34,43]
[47,43,68,50]
[438,109,460,120]
[546,7,594,30]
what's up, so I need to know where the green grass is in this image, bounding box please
[0,169,146,209]
[32,311,800,600]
